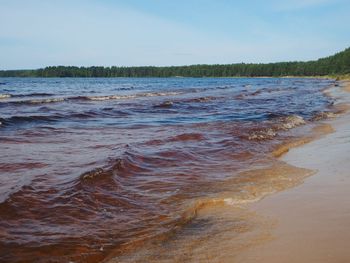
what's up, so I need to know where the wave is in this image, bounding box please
[13,92,54,98]
[0,94,11,99]
[0,93,55,100]
[234,87,298,100]
[28,98,66,104]
[153,101,174,108]
[245,112,333,142]
[176,162,314,231]
[0,151,152,206]
[79,153,152,184]
[186,96,217,103]
[80,167,106,181]
[246,115,306,141]
[248,128,277,141]
[79,91,183,101]
[106,161,315,262]
[272,137,312,157]
[2,97,66,105]
[0,108,134,128]
[69,111,99,118]
[170,133,205,142]
[0,115,61,126]
[276,115,305,130]
[80,95,131,101]
[311,111,336,121]
[0,110,107,127]
[1,91,183,106]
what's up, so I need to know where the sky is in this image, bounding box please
[0,0,349,69]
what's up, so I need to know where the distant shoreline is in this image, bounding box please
[0,75,348,80]
[0,47,349,78]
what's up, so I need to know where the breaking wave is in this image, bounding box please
[0,94,11,99]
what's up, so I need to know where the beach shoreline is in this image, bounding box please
[105,81,346,263]
[0,77,343,262]
[236,81,350,262]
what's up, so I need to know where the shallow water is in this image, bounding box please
[0,77,335,262]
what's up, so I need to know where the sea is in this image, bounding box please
[0,77,336,262]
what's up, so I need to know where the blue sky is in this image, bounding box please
[0,0,349,69]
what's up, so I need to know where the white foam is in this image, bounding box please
[279,115,305,130]
[224,196,263,206]
[29,98,65,104]
[0,94,11,99]
[86,91,182,101]
[248,128,277,140]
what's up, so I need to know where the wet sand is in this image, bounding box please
[238,81,350,262]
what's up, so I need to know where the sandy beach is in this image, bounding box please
[237,81,350,262]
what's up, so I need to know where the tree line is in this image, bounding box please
[1,47,349,78]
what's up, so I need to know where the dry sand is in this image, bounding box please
[237,81,350,263]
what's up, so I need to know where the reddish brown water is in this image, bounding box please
[0,77,336,262]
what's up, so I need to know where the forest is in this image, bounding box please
[1,47,349,78]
